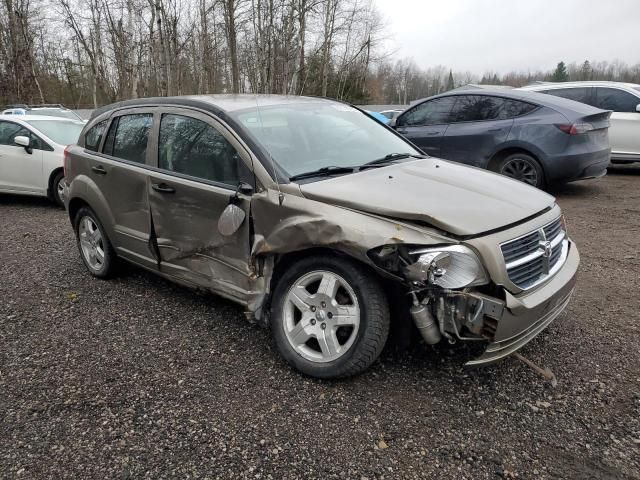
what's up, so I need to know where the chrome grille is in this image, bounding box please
[500,217,568,290]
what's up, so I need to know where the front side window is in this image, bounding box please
[449,95,505,122]
[592,88,640,113]
[103,114,152,163]
[543,87,591,104]
[158,114,251,187]
[399,97,457,126]
[0,121,46,150]
[85,120,108,151]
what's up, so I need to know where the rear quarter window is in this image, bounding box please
[85,120,108,152]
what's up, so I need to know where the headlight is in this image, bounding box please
[404,245,489,289]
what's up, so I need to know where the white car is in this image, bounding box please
[518,81,640,163]
[0,115,84,206]
[2,105,84,122]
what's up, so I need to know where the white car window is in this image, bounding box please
[26,120,84,146]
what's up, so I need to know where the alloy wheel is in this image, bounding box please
[501,157,539,186]
[283,270,360,363]
[78,216,105,271]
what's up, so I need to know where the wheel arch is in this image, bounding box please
[47,167,64,199]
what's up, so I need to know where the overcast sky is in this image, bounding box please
[375,0,640,74]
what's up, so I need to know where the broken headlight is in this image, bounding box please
[404,245,489,289]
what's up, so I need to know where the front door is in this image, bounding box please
[0,120,44,193]
[394,97,457,157]
[146,109,255,303]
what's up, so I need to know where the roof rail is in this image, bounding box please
[4,104,28,109]
[27,103,68,109]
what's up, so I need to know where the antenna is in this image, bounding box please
[254,95,284,205]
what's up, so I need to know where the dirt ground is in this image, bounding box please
[1,166,639,479]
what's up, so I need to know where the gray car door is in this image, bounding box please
[145,108,256,304]
[440,95,514,168]
[85,109,157,269]
[394,97,456,157]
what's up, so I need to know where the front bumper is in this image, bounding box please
[465,241,579,366]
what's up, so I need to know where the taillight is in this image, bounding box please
[556,123,594,135]
[63,145,71,177]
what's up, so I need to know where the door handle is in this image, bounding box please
[488,128,504,132]
[425,131,440,136]
[152,183,176,194]
[91,165,107,175]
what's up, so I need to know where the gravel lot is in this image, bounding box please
[1,167,639,479]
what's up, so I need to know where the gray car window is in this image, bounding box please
[399,97,457,126]
[85,120,108,152]
[449,95,505,122]
[158,114,251,187]
[543,87,591,104]
[592,88,639,113]
[103,114,152,163]
[498,99,538,119]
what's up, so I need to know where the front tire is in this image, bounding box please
[494,153,545,189]
[270,255,390,379]
[74,206,117,278]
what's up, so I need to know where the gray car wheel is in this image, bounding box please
[496,153,545,189]
[74,206,117,278]
[270,255,390,379]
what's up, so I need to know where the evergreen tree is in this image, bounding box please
[552,61,569,82]
[446,70,455,90]
[580,60,592,80]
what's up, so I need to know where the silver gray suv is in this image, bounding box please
[64,95,579,379]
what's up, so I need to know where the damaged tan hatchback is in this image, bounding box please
[64,95,579,379]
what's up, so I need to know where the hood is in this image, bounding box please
[298,159,555,237]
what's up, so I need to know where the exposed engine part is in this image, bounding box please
[436,295,484,341]
[513,352,558,387]
[410,294,441,345]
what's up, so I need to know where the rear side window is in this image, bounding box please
[592,88,640,113]
[498,100,538,119]
[85,120,108,152]
[449,95,505,122]
[398,97,457,126]
[103,114,152,163]
[543,87,591,104]
[158,114,252,187]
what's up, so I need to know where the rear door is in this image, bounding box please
[146,108,255,303]
[84,110,157,268]
[394,97,456,157]
[0,120,45,193]
[440,95,514,167]
[591,87,640,157]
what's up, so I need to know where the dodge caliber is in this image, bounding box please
[64,95,579,379]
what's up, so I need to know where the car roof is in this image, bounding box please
[90,94,338,120]
[0,114,84,123]
[413,88,608,117]
[519,81,640,90]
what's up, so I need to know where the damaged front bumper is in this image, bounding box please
[431,241,579,366]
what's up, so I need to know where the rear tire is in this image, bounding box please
[270,255,390,379]
[51,171,65,207]
[74,206,117,278]
[493,153,545,189]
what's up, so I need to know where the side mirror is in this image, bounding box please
[636,103,640,113]
[217,182,253,236]
[14,135,33,154]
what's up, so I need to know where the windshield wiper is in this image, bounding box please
[361,152,425,169]
[289,165,356,181]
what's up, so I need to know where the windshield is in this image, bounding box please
[26,120,84,145]
[230,102,421,178]
[29,109,82,121]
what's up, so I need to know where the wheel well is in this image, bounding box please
[47,167,64,198]
[488,147,539,171]
[67,197,89,226]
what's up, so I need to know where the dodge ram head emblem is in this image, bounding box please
[541,240,552,258]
